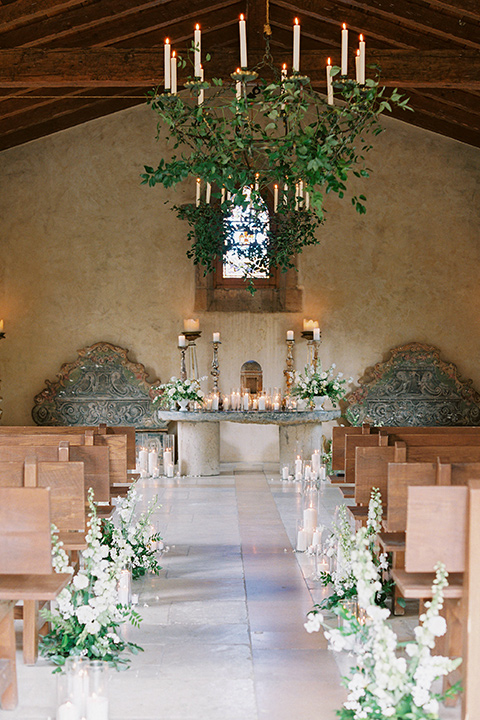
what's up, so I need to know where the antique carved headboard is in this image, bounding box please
[32,342,164,428]
[345,342,480,426]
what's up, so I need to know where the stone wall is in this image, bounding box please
[0,103,479,462]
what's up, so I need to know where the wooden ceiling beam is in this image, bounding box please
[271,1,438,50]
[388,102,480,147]
[423,0,480,23]
[406,89,480,133]
[279,0,480,50]
[0,48,478,89]
[0,0,93,33]
[0,0,237,49]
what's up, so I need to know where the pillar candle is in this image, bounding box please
[273,184,278,212]
[239,14,247,68]
[194,24,201,77]
[148,450,158,476]
[286,330,294,340]
[304,463,312,481]
[184,318,199,332]
[178,334,187,347]
[295,455,302,476]
[319,465,327,480]
[170,51,177,94]
[313,327,320,341]
[326,57,334,105]
[243,393,250,411]
[341,23,348,75]
[57,702,79,720]
[211,394,219,411]
[223,395,230,411]
[164,38,171,90]
[358,34,366,84]
[312,528,323,546]
[138,449,148,472]
[304,507,317,529]
[213,332,220,342]
[167,462,174,478]
[195,178,201,206]
[257,395,266,411]
[282,466,289,480]
[296,528,308,552]
[86,694,109,720]
[163,449,172,471]
[312,450,321,474]
[293,18,300,72]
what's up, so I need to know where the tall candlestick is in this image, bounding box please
[273,184,278,212]
[293,18,300,72]
[194,24,201,77]
[341,23,348,75]
[239,14,248,68]
[326,57,334,105]
[164,38,171,90]
[358,34,366,84]
[211,337,221,394]
[206,182,211,204]
[170,51,177,94]
[195,177,201,206]
[198,66,204,105]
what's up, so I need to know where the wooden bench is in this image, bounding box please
[0,487,71,705]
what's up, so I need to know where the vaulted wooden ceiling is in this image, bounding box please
[0,0,479,153]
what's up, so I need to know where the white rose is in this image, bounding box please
[76,604,96,624]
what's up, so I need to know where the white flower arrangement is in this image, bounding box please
[305,528,461,719]
[320,489,390,610]
[153,375,206,407]
[40,489,143,671]
[101,483,163,581]
[291,363,351,407]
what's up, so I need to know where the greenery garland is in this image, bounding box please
[142,54,411,287]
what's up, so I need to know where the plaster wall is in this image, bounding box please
[0,104,479,462]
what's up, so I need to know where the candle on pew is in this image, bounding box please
[206,182,211,204]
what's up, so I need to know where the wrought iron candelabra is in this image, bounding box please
[284,338,295,395]
[211,340,221,394]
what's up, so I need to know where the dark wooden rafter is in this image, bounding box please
[0,0,478,151]
[0,48,478,89]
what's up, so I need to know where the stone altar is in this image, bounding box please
[157,409,341,476]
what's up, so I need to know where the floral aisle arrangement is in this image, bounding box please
[305,528,461,719]
[320,489,390,610]
[153,375,206,409]
[101,484,163,581]
[291,363,351,408]
[40,490,143,670]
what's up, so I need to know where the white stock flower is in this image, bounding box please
[73,573,89,590]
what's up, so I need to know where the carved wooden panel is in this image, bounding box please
[346,342,480,427]
[32,342,164,428]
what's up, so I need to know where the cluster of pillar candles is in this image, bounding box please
[163,16,366,208]
[137,442,175,478]
[56,658,108,720]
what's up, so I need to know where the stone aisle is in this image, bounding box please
[11,470,346,720]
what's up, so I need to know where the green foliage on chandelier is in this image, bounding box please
[142,68,411,284]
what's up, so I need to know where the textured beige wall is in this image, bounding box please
[0,104,479,462]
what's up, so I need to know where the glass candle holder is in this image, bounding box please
[117,566,132,606]
[56,656,89,719]
[86,661,109,720]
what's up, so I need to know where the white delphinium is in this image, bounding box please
[305,528,462,719]
[366,487,383,535]
[51,524,74,576]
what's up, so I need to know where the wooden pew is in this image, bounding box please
[331,425,368,473]
[0,487,71,705]
[0,442,110,505]
[0,457,85,664]
[0,431,127,496]
[344,432,388,485]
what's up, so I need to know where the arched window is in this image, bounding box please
[215,188,277,288]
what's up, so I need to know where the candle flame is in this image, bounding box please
[327,57,331,65]
[236,67,241,73]
[357,49,360,56]
[294,16,299,25]
[274,184,278,188]
[165,37,170,44]
[196,177,201,183]
[195,23,200,30]
[172,50,176,57]
[282,62,287,69]
[342,23,346,30]
[360,33,364,41]
[240,13,244,20]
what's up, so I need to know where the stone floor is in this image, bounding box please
[9,470,461,719]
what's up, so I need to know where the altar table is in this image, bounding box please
[157,410,341,476]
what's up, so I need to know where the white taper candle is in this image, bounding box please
[239,14,248,68]
[341,23,348,75]
[293,18,300,72]
[194,24,201,77]
[164,38,171,90]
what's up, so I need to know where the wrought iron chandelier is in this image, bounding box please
[142,4,410,287]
